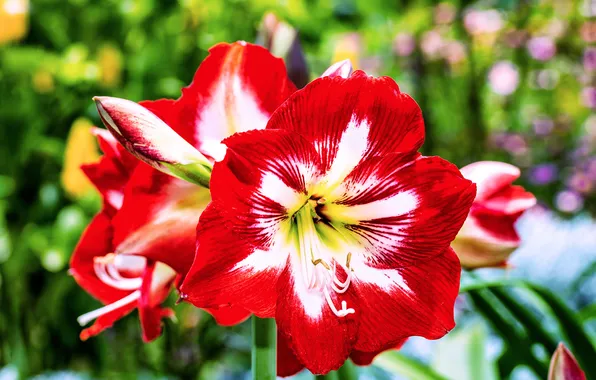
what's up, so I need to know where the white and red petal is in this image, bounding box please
[266,71,425,181]
[110,164,209,275]
[211,129,322,248]
[321,59,353,78]
[174,42,296,152]
[180,203,287,318]
[475,185,536,216]
[460,161,521,202]
[350,247,460,353]
[81,128,138,214]
[322,154,476,268]
[275,262,359,375]
[70,212,131,304]
[138,260,177,342]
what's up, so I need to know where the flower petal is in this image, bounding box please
[321,59,353,78]
[174,42,296,153]
[180,203,287,318]
[205,306,251,326]
[476,185,536,215]
[323,154,476,268]
[138,260,176,342]
[110,164,209,275]
[81,128,138,214]
[548,343,586,380]
[70,212,131,304]
[460,161,520,201]
[211,129,322,248]
[275,262,359,375]
[277,328,305,377]
[349,339,407,366]
[266,71,425,181]
[351,247,460,353]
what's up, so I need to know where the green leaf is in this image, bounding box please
[461,280,596,379]
[578,303,596,322]
[433,321,498,380]
[374,351,448,380]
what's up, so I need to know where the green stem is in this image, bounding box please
[336,359,358,379]
[315,373,338,380]
[252,316,276,380]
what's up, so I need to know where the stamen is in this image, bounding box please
[93,254,144,290]
[77,290,141,326]
[312,258,331,271]
[323,287,355,317]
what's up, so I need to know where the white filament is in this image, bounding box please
[77,290,141,326]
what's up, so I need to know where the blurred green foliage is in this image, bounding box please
[0,0,595,379]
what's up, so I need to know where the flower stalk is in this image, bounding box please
[252,316,276,380]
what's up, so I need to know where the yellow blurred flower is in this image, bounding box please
[0,0,29,44]
[331,33,362,70]
[97,44,123,87]
[32,70,55,93]
[61,118,100,199]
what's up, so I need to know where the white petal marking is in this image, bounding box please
[352,259,412,294]
[258,172,304,210]
[341,191,419,220]
[323,115,370,189]
[196,74,270,143]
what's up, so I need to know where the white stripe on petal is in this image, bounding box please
[322,115,370,190]
[233,247,288,273]
[330,191,419,222]
[197,74,270,143]
[352,259,412,294]
[259,172,305,210]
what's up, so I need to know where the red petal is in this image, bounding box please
[460,161,521,201]
[70,212,131,304]
[326,154,476,268]
[352,247,460,353]
[111,164,209,275]
[206,306,251,326]
[349,339,407,365]
[79,299,137,341]
[173,42,296,151]
[275,263,359,375]
[476,185,536,216]
[277,328,305,377]
[138,260,176,342]
[211,129,322,248]
[180,203,286,318]
[266,71,425,173]
[81,128,138,214]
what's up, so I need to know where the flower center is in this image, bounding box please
[293,200,355,318]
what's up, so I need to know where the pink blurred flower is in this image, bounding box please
[421,30,444,59]
[529,164,558,185]
[567,172,593,194]
[555,190,584,213]
[452,161,536,268]
[583,47,596,72]
[533,117,555,136]
[443,40,467,65]
[464,9,504,35]
[434,3,456,25]
[527,36,557,61]
[581,87,596,109]
[393,32,416,57]
[488,61,519,95]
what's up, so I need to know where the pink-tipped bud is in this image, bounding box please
[321,59,353,79]
[548,343,586,380]
[94,96,212,187]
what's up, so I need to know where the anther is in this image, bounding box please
[312,258,331,271]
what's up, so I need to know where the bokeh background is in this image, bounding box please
[0,0,595,379]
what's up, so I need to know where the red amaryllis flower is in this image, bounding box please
[548,343,586,380]
[451,161,536,269]
[70,41,296,341]
[180,71,477,374]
